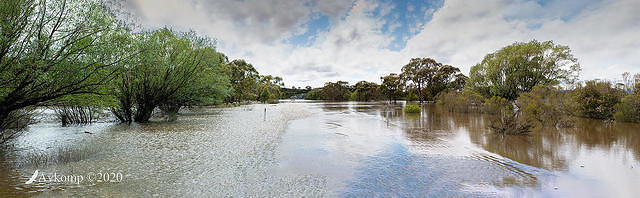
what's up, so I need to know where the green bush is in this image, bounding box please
[571,81,625,119]
[304,89,325,100]
[614,94,640,123]
[406,90,419,101]
[267,99,279,104]
[516,85,574,127]
[349,91,358,101]
[483,96,512,115]
[404,104,421,113]
[435,90,484,113]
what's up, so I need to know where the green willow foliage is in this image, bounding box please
[304,89,324,100]
[467,40,581,101]
[111,29,233,123]
[0,0,126,143]
[0,0,276,143]
[483,96,512,115]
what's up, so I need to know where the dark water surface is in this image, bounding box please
[1,101,639,197]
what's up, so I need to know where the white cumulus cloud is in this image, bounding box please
[126,0,640,87]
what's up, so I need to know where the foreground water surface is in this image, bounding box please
[1,101,639,197]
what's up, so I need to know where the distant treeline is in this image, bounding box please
[304,40,640,131]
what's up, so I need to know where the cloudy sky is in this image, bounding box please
[127,0,640,88]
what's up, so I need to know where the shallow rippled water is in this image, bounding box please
[1,101,639,197]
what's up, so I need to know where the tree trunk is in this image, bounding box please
[418,84,423,104]
[134,103,156,122]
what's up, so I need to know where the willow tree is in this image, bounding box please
[109,29,230,123]
[466,40,581,100]
[159,34,232,117]
[0,0,126,144]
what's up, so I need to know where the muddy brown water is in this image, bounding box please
[1,101,639,197]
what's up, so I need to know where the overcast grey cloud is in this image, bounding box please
[127,0,640,87]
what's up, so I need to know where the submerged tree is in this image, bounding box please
[352,81,381,101]
[401,58,439,104]
[110,29,232,123]
[401,58,464,103]
[0,0,127,144]
[321,81,351,101]
[466,40,581,101]
[159,41,232,118]
[380,73,403,103]
[571,81,625,120]
[614,94,640,123]
[516,85,574,128]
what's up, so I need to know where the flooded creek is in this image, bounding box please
[1,101,639,197]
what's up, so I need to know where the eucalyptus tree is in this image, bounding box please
[352,81,381,101]
[466,40,581,100]
[400,58,465,103]
[450,73,468,92]
[227,59,260,103]
[427,65,463,98]
[257,75,284,103]
[380,73,403,103]
[401,58,439,103]
[0,0,127,144]
[321,81,350,101]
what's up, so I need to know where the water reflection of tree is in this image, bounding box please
[470,117,640,171]
[390,104,640,171]
[569,120,640,160]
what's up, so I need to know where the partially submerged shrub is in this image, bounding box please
[53,105,99,126]
[571,81,625,119]
[613,94,640,123]
[516,85,575,128]
[404,104,421,113]
[0,109,35,145]
[406,90,419,101]
[267,99,279,104]
[18,144,103,168]
[435,90,485,113]
[490,113,532,135]
[483,96,512,115]
[304,89,325,100]
[159,104,180,122]
[51,94,114,126]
